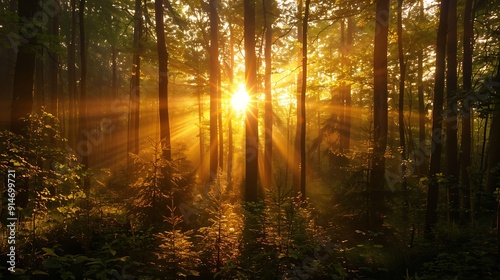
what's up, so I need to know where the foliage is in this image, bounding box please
[156,203,200,279]
[196,170,242,277]
[127,138,194,230]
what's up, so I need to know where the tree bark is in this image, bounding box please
[369,0,390,230]
[244,0,258,202]
[298,0,310,197]
[461,0,474,223]
[293,0,303,196]
[417,0,426,176]
[397,0,409,224]
[425,0,449,239]
[445,0,459,224]
[263,0,273,190]
[155,0,172,160]
[486,60,500,195]
[68,0,78,148]
[10,0,38,136]
[49,0,59,118]
[209,0,219,181]
[128,0,142,162]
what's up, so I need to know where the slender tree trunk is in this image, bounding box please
[50,1,59,118]
[461,0,474,223]
[486,60,500,195]
[78,0,89,171]
[9,0,38,209]
[293,0,303,195]
[0,1,16,131]
[445,0,459,224]
[339,18,353,155]
[209,0,219,181]
[369,0,390,231]
[425,0,449,240]
[128,0,142,164]
[244,0,258,202]
[10,0,38,136]
[218,73,224,171]
[263,0,273,190]
[155,0,171,160]
[344,18,354,153]
[227,21,235,186]
[68,0,77,148]
[397,0,409,224]
[417,0,427,177]
[111,45,118,165]
[194,43,205,178]
[298,0,310,197]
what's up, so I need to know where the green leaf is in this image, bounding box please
[42,247,58,257]
[33,270,50,275]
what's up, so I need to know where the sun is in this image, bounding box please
[231,84,250,113]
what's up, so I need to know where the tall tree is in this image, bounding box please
[263,0,273,190]
[417,0,427,176]
[227,17,235,186]
[293,0,304,196]
[486,60,500,195]
[339,18,354,154]
[397,0,409,222]
[209,0,219,181]
[68,0,78,149]
[244,0,258,202]
[460,0,474,222]
[445,0,459,224]
[128,0,143,162]
[368,0,390,230]
[49,0,60,118]
[10,0,39,136]
[78,0,90,195]
[155,0,172,160]
[298,0,310,196]
[425,0,449,239]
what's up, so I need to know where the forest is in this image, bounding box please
[0,0,500,279]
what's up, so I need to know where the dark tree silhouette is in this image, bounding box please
[155,0,172,160]
[209,0,219,181]
[426,0,449,239]
[369,0,390,231]
[244,0,258,202]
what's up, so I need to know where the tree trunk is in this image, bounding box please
[227,20,235,186]
[417,0,426,176]
[244,0,258,202]
[10,0,38,136]
[397,0,409,224]
[0,0,16,131]
[461,0,474,223]
[293,0,303,196]
[209,0,219,181]
[369,0,390,231]
[263,0,273,190]
[50,1,59,118]
[128,0,142,163]
[445,0,459,224]
[155,0,172,160]
[298,0,310,197]
[78,0,89,170]
[68,0,78,148]
[486,60,500,195]
[425,0,449,240]
[339,17,353,155]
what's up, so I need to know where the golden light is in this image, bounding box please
[231,84,250,113]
